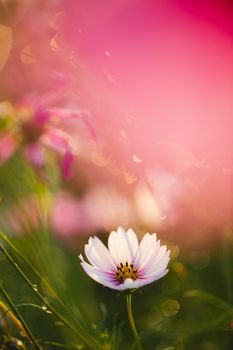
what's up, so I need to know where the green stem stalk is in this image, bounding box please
[0,285,42,350]
[0,243,103,350]
[0,231,91,332]
[126,293,142,350]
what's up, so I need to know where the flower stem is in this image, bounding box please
[126,293,142,350]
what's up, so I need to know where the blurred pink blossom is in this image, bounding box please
[51,188,135,237]
[17,96,94,179]
[51,193,93,236]
[0,133,16,165]
[24,143,45,168]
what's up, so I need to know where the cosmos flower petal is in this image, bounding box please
[148,249,170,271]
[134,233,160,268]
[92,236,116,269]
[142,250,170,277]
[108,227,138,264]
[85,237,115,271]
[140,244,168,272]
[126,228,139,255]
[80,261,119,290]
[141,251,170,277]
[118,278,141,290]
[139,269,169,288]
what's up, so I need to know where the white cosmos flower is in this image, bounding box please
[79,227,170,290]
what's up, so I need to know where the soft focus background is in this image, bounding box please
[0,1,232,349]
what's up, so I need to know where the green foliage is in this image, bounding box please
[0,227,232,350]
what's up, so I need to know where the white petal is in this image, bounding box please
[141,251,170,277]
[79,253,84,262]
[118,278,141,290]
[80,261,119,290]
[108,227,138,264]
[126,228,139,256]
[141,246,169,274]
[85,236,115,271]
[139,269,169,287]
[93,236,116,268]
[134,233,160,268]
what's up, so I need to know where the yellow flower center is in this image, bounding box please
[115,262,138,283]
